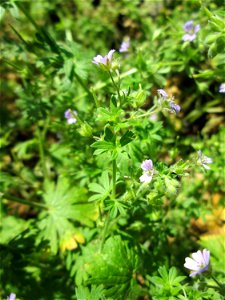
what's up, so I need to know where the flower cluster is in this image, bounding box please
[92,49,115,70]
[139,159,154,183]
[157,89,181,114]
[182,20,200,42]
[219,83,225,93]
[197,150,213,170]
[184,249,210,277]
[64,109,77,124]
[119,38,130,53]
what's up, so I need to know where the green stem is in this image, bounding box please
[100,212,110,251]
[73,72,94,101]
[3,193,48,210]
[112,159,117,199]
[211,276,223,287]
[37,127,48,179]
[99,159,117,251]
[74,68,137,101]
[108,71,122,105]
[134,106,159,119]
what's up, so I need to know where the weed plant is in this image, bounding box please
[1,0,224,299]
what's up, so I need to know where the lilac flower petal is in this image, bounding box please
[204,156,213,164]
[92,55,104,65]
[202,164,211,170]
[169,101,181,114]
[140,173,153,183]
[202,249,210,265]
[192,250,205,265]
[183,20,194,32]
[219,83,225,93]
[64,109,71,119]
[184,257,200,271]
[194,24,200,33]
[141,159,153,171]
[119,39,130,53]
[190,265,209,277]
[107,49,115,61]
[101,56,108,65]
[7,294,16,300]
[197,150,202,158]
[64,109,77,124]
[182,33,196,42]
[197,150,212,170]
[157,89,168,98]
[67,118,77,124]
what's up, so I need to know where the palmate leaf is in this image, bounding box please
[88,171,111,202]
[75,285,105,300]
[37,177,98,254]
[149,266,185,298]
[86,236,139,300]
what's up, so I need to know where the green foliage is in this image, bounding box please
[37,178,97,254]
[75,285,105,300]
[85,236,140,300]
[1,0,224,299]
[149,266,186,299]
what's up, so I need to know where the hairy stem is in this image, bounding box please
[3,193,48,210]
[73,71,94,102]
[100,159,117,251]
[74,68,137,101]
[108,71,122,106]
[134,106,159,119]
[211,276,223,287]
[37,127,48,180]
[112,159,117,199]
[100,212,110,251]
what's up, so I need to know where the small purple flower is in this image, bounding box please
[157,89,168,98]
[219,83,225,93]
[184,249,210,277]
[92,49,115,70]
[141,159,153,171]
[169,101,181,114]
[64,109,77,124]
[197,150,213,170]
[7,294,16,300]
[149,113,158,121]
[182,20,200,42]
[119,38,130,53]
[183,20,194,32]
[140,159,154,184]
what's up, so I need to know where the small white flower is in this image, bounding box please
[184,249,210,277]
[197,150,213,170]
[64,109,77,124]
[219,83,225,93]
[140,173,153,183]
[119,38,130,53]
[7,293,16,300]
[92,49,115,70]
[140,159,154,184]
